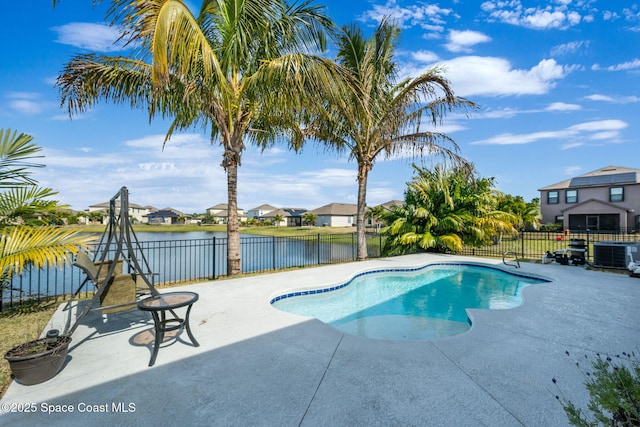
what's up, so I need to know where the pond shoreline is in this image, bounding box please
[62,224,358,236]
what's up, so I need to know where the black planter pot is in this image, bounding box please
[4,335,72,385]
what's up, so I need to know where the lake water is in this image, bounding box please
[4,230,358,303]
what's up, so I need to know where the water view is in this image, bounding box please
[4,231,361,304]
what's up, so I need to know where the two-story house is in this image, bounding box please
[206,203,247,224]
[538,165,640,232]
[246,204,278,219]
[87,201,156,224]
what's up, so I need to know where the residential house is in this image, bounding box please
[87,201,156,224]
[247,204,278,219]
[538,165,640,232]
[367,200,404,229]
[146,208,184,225]
[206,203,247,224]
[308,203,357,227]
[260,207,308,227]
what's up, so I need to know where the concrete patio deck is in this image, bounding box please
[1,254,639,426]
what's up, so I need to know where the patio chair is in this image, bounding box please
[73,251,138,314]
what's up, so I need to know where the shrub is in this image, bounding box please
[553,351,640,426]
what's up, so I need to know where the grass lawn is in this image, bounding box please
[0,301,59,398]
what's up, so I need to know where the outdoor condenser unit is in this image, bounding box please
[593,241,640,268]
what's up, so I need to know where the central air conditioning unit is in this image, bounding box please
[593,241,640,268]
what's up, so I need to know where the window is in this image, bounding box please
[547,191,559,204]
[610,187,624,202]
[566,190,578,203]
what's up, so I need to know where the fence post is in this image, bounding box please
[272,236,276,270]
[520,229,525,259]
[317,233,321,265]
[212,236,216,279]
[586,229,590,264]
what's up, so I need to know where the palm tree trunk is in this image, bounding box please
[226,158,241,276]
[356,163,369,261]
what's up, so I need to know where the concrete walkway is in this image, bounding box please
[1,254,639,426]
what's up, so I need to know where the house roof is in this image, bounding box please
[146,207,184,218]
[308,203,357,216]
[249,204,278,212]
[208,203,245,211]
[376,200,404,210]
[538,165,640,191]
[208,203,228,210]
[260,208,307,218]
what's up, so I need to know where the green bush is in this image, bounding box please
[553,351,640,426]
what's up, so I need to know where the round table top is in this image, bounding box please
[137,291,199,311]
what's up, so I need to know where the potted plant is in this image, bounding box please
[4,330,72,385]
[0,129,94,385]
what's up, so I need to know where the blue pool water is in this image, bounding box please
[271,264,549,341]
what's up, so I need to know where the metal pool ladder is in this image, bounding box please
[503,251,521,268]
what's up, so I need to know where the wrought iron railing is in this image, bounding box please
[1,233,383,309]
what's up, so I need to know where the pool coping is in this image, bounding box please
[1,253,638,426]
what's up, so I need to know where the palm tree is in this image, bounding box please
[303,19,477,261]
[496,194,541,231]
[381,164,517,255]
[0,129,94,281]
[57,0,334,275]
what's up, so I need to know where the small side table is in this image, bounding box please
[137,291,200,366]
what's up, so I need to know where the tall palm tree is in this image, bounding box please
[303,19,477,261]
[57,0,334,275]
[0,129,95,280]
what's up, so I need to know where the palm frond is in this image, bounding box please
[0,129,45,189]
[0,226,97,278]
[0,187,61,225]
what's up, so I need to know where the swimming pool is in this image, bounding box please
[271,263,549,341]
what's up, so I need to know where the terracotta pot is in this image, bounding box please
[4,336,71,385]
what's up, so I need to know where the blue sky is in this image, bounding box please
[2,1,638,214]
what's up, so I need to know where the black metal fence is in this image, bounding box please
[2,229,636,309]
[460,229,639,264]
[1,233,383,309]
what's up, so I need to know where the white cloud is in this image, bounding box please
[550,40,590,56]
[546,102,582,111]
[605,59,640,71]
[359,0,456,33]
[431,57,570,97]
[481,0,586,30]
[584,93,614,102]
[568,119,627,133]
[561,142,584,150]
[472,119,628,145]
[51,22,129,52]
[5,92,54,115]
[474,108,520,119]
[444,30,491,53]
[411,50,440,63]
[584,94,640,103]
[9,100,45,115]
